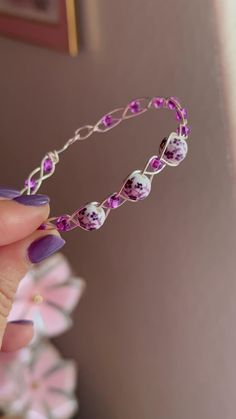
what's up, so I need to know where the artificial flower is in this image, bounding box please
[5,341,78,419]
[8,253,85,338]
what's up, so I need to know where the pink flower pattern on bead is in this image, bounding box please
[77,203,106,230]
[122,172,151,201]
[160,136,188,166]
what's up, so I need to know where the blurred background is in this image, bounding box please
[1,0,236,418]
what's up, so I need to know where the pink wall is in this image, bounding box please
[1,1,236,418]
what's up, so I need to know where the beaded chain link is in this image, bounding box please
[21,96,190,232]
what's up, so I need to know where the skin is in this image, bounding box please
[0,199,62,352]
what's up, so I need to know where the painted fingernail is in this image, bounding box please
[0,187,20,199]
[14,194,50,206]
[8,320,34,325]
[28,234,65,264]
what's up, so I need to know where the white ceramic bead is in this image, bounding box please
[160,136,188,166]
[122,172,151,201]
[77,203,106,231]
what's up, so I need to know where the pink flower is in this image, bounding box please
[0,351,22,408]
[8,253,85,338]
[6,341,78,419]
[0,346,36,408]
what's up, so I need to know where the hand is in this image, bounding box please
[0,187,65,352]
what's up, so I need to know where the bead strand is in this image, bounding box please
[28,96,190,233]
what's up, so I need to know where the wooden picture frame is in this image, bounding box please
[0,0,78,56]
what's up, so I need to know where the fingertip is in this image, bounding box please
[14,194,50,206]
[0,186,21,199]
[1,321,34,352]
[0,199,50,246]
[8,319,34,326]
[27,234,65,264]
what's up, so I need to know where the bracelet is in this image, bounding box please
[22,96,190,232]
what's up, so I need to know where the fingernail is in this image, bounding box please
[28,234,65,264]
[9,320,34,325]
[14,194,50,206]
[0,187,20,199]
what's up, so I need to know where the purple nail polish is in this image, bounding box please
[9,320,34,325]
[28,235,65,264]
[14,194,50,206]
[0,187,20,199]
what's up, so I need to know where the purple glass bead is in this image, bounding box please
[177,125,190,137]
[170,96,181,106]
[176,110,182,121]
[102,114,113,127]
[25,178,36,192]
[43,157,53,173]
[37,223,47,230]
[152,97,165,109]
[129,100,141,113]
[56,215,71,232]
[167,99,176,110]
[106,194,121,209]
[181,125,190,136]
[182,108,188,119]
[150,157,165,171]
[176,108,187,121]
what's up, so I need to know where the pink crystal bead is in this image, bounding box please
[152,97,165,109]
[129,100,141,113]
[38,223,47,230]
[176,108,187,121]
[150,157,165,171]
[167,99,177,110]
[106,194,122,208]
[102,114,113,127]
[43,157,53,173]
[25,178,36,192]
[182,125,190,136]
[177,125,190,137]
[56,215,72,232]
[182,108,187,119]
[170,96,181,106]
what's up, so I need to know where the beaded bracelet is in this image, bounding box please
[22,96,190,232]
